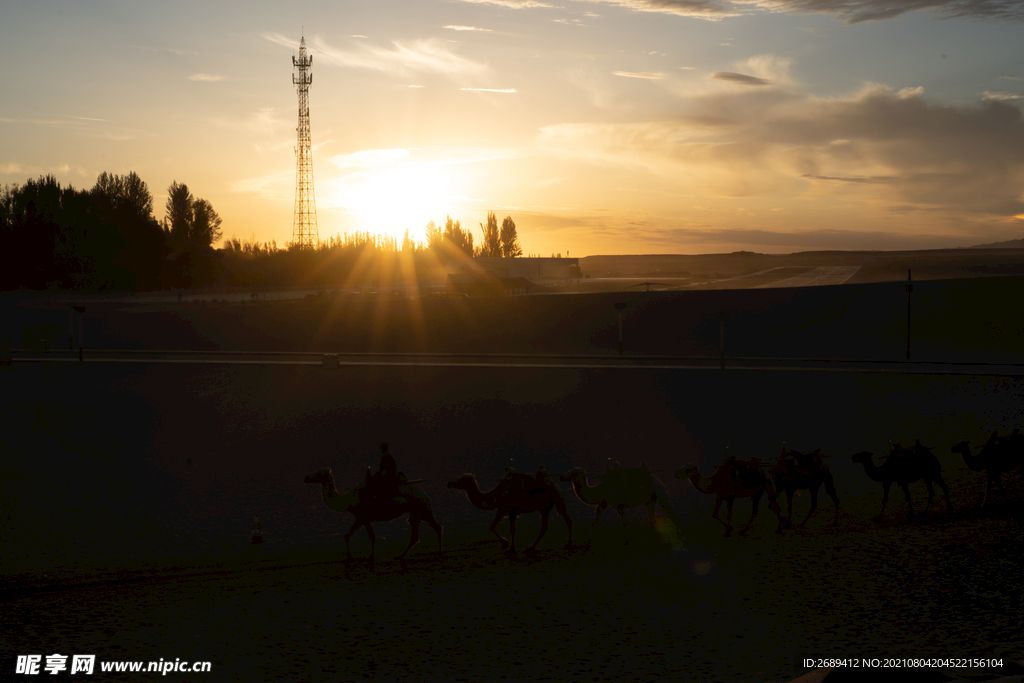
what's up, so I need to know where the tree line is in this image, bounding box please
[0,173,222,291]
[424,211,522,258]
[1,171,527,292]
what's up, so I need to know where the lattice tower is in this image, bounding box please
[292,36,318,248]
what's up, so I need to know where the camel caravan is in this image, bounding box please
[304,431,1024,563]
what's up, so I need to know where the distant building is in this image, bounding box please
[445,256,580,297]
[473,257,582,282]
[444,272,537,297]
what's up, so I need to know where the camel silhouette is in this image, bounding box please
[951,430,1024,507]
[771,444,840,528]
[447,468,573,553]
[304,468,443,564]
[674,458,782,537]
[851,442,953,521]
[559,463,679,541]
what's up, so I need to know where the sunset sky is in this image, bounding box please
[2,0,1023,255]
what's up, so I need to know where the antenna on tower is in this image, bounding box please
[292,33,318,249]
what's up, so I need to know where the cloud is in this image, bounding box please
[461,87,518,92]
[575,0,1024,22]
[188,73,224,81]
[2,162,24,175]
[132,45,197,56]
[453,0,554,7]
[571,0,740,19]
[802,173,896,183]
[231,169,294,201]
[747,0,1024,24]
[613,71,667,79]
[263,34,488,79]
[444,25,492,31]
[982,90,1023,100]
[539,83,1024,217]
[711,72,770,85]
[329,149,413,169]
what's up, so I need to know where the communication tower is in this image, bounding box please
[292,35,318,248]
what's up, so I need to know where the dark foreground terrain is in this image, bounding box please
[2,277,1023,682]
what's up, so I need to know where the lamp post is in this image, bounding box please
[67,303,75,350]
[715,312,728,370]
[614,302,627,355]
[73,306,85,361]
[905,269,913,360]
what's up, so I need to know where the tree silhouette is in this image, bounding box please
[425,219,443,249]
[500,215,522,257]
[165,181,193,251]
[91,172,165,290]
[191,198,223,247]
[479,210,501,257]
[443,215,474,256]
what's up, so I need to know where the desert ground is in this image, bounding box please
[3,275,1024,682]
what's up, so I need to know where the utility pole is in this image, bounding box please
[905,269,913,360]
[292,35,318,248]
[73,305,85,361]
[716,312,728,370]
[614,302,627,355]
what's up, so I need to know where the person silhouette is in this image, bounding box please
[377,441,401,499]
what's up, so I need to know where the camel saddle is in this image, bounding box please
[726,457,766,488]
[500,466,552,497]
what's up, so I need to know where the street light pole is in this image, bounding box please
[715,312,728,370]
[67,303,75,350]
[905,269,913,360]
[73,305,85,362]
[614,302,627,355]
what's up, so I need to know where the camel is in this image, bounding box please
[951,430,1024,507]
[771,444,839,528]
[674,458,783,537]
[559,462,679,540]
[851,442,953,521]
[447,467,573,553]
[303,468,443,564]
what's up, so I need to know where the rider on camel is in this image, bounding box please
[364,441,405,501]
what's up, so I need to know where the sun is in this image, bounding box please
[323,152,461,243]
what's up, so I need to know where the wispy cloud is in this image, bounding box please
[444,25,493,31]
[802,173,896,183]
[264,33,487,79]
[540,83,1024,216]
[711,71,771,85]
[2,162,24,175]
[188,73,224,82]
[329,148,413,169]
[132,45,196,56]
[572,0,739,20]
[461,87,518,93]
[453,0,554,7]
[982,90,1023,100]
[576,0,1024,23]
[748,0,1024,24]
[613,71,667,79]
[231,169,294,201]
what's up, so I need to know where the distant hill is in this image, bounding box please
[969,238,1024,249]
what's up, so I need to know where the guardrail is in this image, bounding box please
[7,349,1024,375]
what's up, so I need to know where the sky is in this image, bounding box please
[1,0,1023,256]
